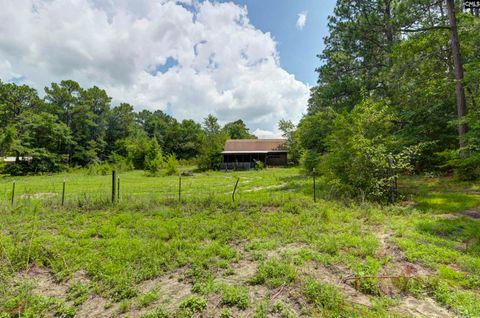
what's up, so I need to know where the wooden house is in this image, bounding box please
[221,139,287,170]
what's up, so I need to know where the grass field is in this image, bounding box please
[1,168,480,317]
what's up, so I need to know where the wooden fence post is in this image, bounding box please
[112,170,117,203]
[178,174,182,202]
[232,177,240,202]
[313,168,316,203]
[11,180,15,207]
[61,179,66,206]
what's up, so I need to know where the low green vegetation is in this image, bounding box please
[0,168,479,317]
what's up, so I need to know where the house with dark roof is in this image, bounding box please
[220,139,287,170]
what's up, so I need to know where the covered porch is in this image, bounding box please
[220,151,267,170]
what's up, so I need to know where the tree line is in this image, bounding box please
[281,0,480,202]
[0,79,255,175]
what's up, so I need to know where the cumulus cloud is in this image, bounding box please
[0,0,309,136]
[296,11,307,30]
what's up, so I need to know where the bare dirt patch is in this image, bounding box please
[376,231,458,317]
[76,295,114,318]
[137,269,192,311]
[20,265,68,298]
[302,261,372,307]
[460,209,480,219]
[20,192,58,199]
[394,296,456,318]
[242,184,287,193]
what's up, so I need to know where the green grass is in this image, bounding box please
[0,169,479,317]
[401,175,480,213]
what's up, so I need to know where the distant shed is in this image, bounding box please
[221,139,287,170]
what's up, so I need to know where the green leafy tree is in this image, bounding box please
[0,81,44,128]
[165,154,179,176]
[321,99,415,202]
[197,115,227,170]
[6,112,73,174]
[144,138,164,175]
[278,119,302,165]
[222,119,256,139]
[203,114,221,135]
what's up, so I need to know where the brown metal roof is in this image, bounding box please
[222,139,287,153]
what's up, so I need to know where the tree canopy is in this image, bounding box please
[0,80,257,175]
[292,0,480,201]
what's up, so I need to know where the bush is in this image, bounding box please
[109,153,134,172]
[301,150,322,174]
[319,99,415,203]
[451,153,480,181]
[165,154,179,176]
[197,132,227,171]
[144,138,164,176]
[86,162,111,176]
[255,161,265,170]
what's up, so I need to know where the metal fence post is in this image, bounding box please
[232,177,240,202]
[313,168,316,203]
[11,180,15,207]
[112,170,117,203]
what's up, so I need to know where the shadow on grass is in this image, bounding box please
[415,192,480,214]
[400,176,480,214]
[416,217,480,256]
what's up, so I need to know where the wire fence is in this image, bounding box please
[0,170,317,208]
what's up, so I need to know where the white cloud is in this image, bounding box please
[0,0,309,137]
[296,11,307,30]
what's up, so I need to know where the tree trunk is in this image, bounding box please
[446,0,467,158]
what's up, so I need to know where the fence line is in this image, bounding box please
[0,170,318,207]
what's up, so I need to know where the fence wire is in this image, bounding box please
[0,170,315,207]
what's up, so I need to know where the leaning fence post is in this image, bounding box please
[61,179,66,206]
[11,180,15,207]
[232,177,240,202]
[117,177,121,201]
[112,170,117,203]
[313,168,316,203]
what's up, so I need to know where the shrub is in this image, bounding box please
[255,161,265,170]
[197,132,227,171]
[144,138,164,176]
[109,153,134,172]
[86,162,111,175]
[319,99,416,203]
[301,150,322,175]
[450,153,480,181]
[165,154,179,176]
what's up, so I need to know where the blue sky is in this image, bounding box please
[224,0,337,85]
[0,0,337,137]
